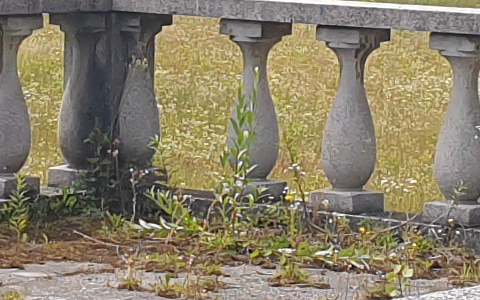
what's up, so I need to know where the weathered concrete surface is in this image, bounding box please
[0,16,43,174]
[50,13,110,170]
[317,26,389,192]
[2,0,480,35]
[0,175,39,198]
[398,285,480,300]
[48,165,86,188]
[0,261,459,300]
[430,33,480,204]
[0,0,113,15]
[47,12,170,179]
[423,201,480,227]
[117,59,160,169]
[112,0,480,35]
[310,189,385,214]
[308,26,387,213]
[243,179,288,201]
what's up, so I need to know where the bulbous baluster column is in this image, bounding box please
[220,19,291,200]
[311,26,390,214]
[423,33,480,226]
[0,16,42,198]
[117,14,172,169]
[48,13,172,188]
[52,14,108,171]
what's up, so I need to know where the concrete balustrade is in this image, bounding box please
[2,0,480,224]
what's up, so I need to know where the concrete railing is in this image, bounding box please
[1,0,480,225]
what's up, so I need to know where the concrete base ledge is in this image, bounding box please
[2,0,480,35]
[175,196,480,254]
[199,197,480,253]
[3,186,480,253]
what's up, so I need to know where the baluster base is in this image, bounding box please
[131,168,169,187]
[48,164,169,189]
[243,179,287,202]
[0,174,40,198]
[423,201,480,227]
[310,189,385,214]
[47,165,86,189]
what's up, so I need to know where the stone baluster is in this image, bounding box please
[219,19,291,200]
[50,14,108,178]
[423,33,480,226]
[311,26,390,214]
[117,14,172,169]
[48,13,172,188]
[0,16,43,198]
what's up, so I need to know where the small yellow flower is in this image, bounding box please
[359,227,366,234]
[285,195,294,202]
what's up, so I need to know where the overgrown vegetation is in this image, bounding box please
[2,13,480,300]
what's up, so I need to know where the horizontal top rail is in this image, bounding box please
[0,0,113,15]
[114,0,480,35]
[2,0,480,35]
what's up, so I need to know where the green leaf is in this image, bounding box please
[230,117,240,136]
[373,253,387,260]
[279,255,287,266]
[237,149,248,160]
[247,111,255,126]
[339,244,355,258]
[386,272,397,282]
[402,268,414,278]
[87,157,99,164]
[386,285,400,297]
[393,264,402,274]
[250,249,260,259]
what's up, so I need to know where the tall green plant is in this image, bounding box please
[80,121,122,216]
[220,68,260,186]
[1,174,30,241]
[215,68,263,230]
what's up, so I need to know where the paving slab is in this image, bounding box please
[0,261,471,300]
[398,285,480,300]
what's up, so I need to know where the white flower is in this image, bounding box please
[278,248,295,254]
